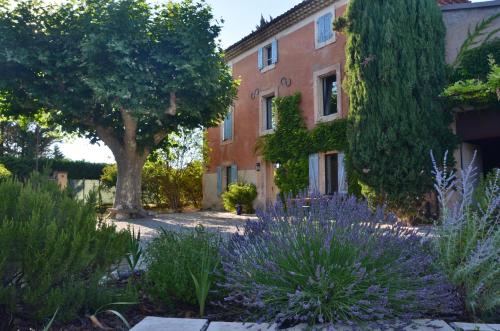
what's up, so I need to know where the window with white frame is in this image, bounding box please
[314,64,341,122]
[258,39,278,70]
[222,110,233,141]
[315,11,335,48]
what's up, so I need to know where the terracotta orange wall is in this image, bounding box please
[207,4,348,174]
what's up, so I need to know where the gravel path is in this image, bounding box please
[111,211,258,242]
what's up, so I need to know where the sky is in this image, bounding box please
[56,0,487,163]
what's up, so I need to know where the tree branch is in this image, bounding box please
[166,92,177,116]
[152,92,177,145]
[95,125,123,157]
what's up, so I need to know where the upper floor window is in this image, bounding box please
[314,64,341,123]
[322,74,338,116]
[222,110,233,141]
[258,39,278,71]
[316,11,335,48]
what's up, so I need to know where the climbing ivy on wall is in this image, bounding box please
[337,0,457,218]
[443,15,500,107]
[258,92,360,198]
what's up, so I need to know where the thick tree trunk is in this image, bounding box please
[93,94,176,219]
[114,151,147,214]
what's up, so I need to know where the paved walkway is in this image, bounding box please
[112,211,258,241]
[131,317,500,331]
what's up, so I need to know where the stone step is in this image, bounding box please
[130,317,473,331]
[130,317,209,331]
[207,322,276,331]
[286,319,453,331]
[451,322,500,331]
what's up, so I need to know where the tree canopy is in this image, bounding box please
[0,0,237,215]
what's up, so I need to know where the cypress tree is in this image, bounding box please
[341,0,457,217]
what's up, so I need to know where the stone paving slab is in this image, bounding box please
[286,319,453,331]
[451,322,500,331]
[131,318,456,331]
[130,317,208,331]
[207,322,277,331]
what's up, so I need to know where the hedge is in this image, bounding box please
[0,156,107,180]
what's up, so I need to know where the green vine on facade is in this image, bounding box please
[443,14,500,107]
[257,92,360,197]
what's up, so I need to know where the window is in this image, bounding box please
[258,39,278,70]
[325,154,339,195]
[264,96,275,131]
[322,74,338,116]
[216,164,237,195]
[316,12,335,48]
[264,44,273,66]
[314,64,341,123]
[222,110,233,141]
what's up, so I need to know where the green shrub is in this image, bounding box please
[100,163,118,189]
[101,159,203,210]
[222,182,257,214]
[0,164,11,179]
[0,174,131,323]
[433,154,499,321]
[144,225,222,314]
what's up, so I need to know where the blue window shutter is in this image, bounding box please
[258,47,264,69]
[324,13,333,41]
[271,39,278,64]
[309,153,319,194]
[230,164,238,184]
[227,111,233,139]
[223,111,233,140]
[338,153,347,194]
[317,13,333,43]
[317,18,324,43]
[216,166,222,195]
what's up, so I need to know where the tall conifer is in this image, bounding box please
[341,0,456,216]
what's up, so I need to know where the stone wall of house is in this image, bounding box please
[442,0,500,64]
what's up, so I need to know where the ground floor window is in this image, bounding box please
[226,165,234,190]
[217,164,238,195]
[325,153,338,195]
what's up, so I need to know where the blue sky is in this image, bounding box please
[57,0,487,163]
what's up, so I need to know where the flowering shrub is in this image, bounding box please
[220,194,461,326]
[432,152,499,321]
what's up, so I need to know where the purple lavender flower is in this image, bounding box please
[220,193,462,326]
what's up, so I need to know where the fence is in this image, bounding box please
[69,179,115,205]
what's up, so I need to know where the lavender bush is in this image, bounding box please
[220,194,461,327]
[432,152,499,321]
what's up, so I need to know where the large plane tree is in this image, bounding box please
[0,0,236,217]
